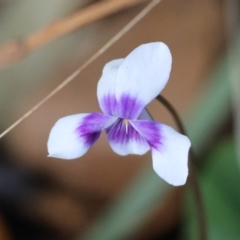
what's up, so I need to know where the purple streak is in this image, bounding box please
[130,120,163,151]
[117,94,144,119]
[106,118,147,146]
[77,113,114,146]
[99,93,144,119]
[100,94,118,116]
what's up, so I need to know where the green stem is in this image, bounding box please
[156,95,207,240]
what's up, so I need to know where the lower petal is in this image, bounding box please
[130,120,191,186]
[106,119,150,156]
[48,113,117,159]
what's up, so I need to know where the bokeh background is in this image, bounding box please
[0,0,239,239]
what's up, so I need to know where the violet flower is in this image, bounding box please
[47,42,191,186]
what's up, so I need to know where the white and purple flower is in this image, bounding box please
[47,42,191,186]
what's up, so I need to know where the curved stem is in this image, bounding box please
[156,95,207,240]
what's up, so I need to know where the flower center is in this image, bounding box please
[124,119,129,134]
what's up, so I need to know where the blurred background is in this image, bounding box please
[0,0,239,239]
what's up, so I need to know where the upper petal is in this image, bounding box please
[115,42,172,118]
[48,113,117,159]
[97,59,124,116]
[130,120,190,186]
[97,43,172,120]
[106,118,150,156]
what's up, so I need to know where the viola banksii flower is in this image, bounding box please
[47,42,191,186]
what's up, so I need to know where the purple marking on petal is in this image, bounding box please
[106,118,147,146]
[130,120,163,150]
[77,113,115,146]
[81,130,101,146]
[100,94,117,116]
[117,94,144,119]
[99,93,144,119]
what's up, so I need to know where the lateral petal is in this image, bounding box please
[106,118,150,156]
[130,120,190,186]
[115,42,172,119]
[48,113,117,159]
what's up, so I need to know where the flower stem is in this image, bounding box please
[156,95,207,240]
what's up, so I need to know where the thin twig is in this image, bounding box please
[156,95,207,240]
[0,0,148,68]
[0,0,160,139]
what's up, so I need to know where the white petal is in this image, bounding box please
[97,59,124,115]
[152,125,190,186]
[130,120,190,186]
[48,113,117,160]
[106,119,150,156]
[115,42,172,118]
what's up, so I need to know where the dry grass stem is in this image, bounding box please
[0,0,147,68]
[0,0,160,139]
